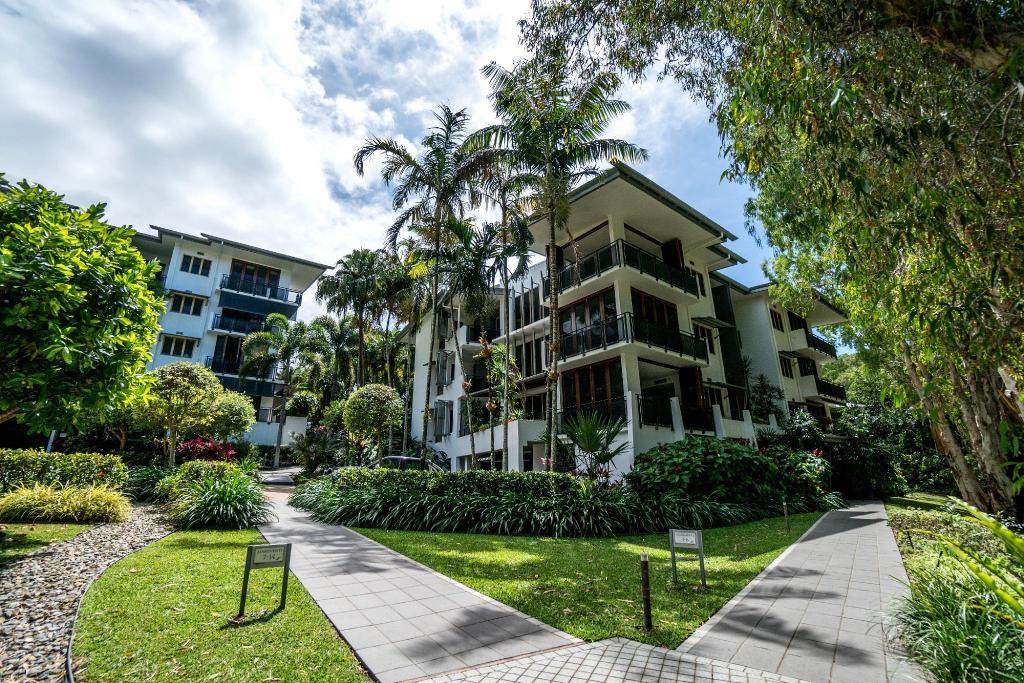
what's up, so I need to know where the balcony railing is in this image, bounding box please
[212,314,267,335]
[256,408,284,424]
[806,332,838,358]
[815,377,847,402]
[205,355,280,380]
[637,393,674,428]
[557,396,627,431]
[220,274,302,305]
[542,240,700,298]
[466,322,500,344]
[559,313,709,363]
[682,404,715,432]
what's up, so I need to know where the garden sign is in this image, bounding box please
[669,529,706,589]
[236,543,292,618]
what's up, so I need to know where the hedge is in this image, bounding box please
[0,484,131,523]
[0,449,128,492]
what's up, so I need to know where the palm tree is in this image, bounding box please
[354,105,494,454]
[240,313,310,468]
[304,314,358,406]
[316,249,383,386]
[477,59,647,465]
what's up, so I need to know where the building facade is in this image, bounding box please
[132,226,328,446]
[407,164,846,474]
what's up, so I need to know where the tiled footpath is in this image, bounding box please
[260,499,578,682]
[678,503,925,683]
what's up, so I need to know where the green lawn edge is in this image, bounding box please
[357,512,821,648]
[72,528,367,682]
[1,522,92,564]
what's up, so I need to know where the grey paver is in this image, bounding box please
[678,502,925,682]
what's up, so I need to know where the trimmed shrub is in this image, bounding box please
[168,469,273,529]
[290,468,782,537]
[124,466,175,502]
[0,449,128,492]
[0,485,131,523]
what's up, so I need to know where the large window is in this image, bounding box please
[769,308,785,332]
[779,354,794,379]
[169,293,204,316]
[630,288,679,329]
[561,359,624,409]
[161,335,196,358]
[229,259,281,290]
[180,255,212,276]
[798,357,817,377]
[560,288,617,336]
[787,311,807,331]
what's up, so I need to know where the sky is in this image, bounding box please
[0,0,770,318]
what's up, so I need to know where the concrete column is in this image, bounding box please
[608,214,626,242]
[768,413,779,431]
[670,396,685,441]
[712,404,726,439]
[742,409,757,448]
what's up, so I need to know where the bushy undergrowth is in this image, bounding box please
[168,468,272,529]
[0,449,128,492]
[893,568,1024,681]
[0,484,131,523]
[124,466,176,502]
[290,468,837,537]
[155,460,237,502]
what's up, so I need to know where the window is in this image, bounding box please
[787,311,807,331]
[180,255,212,276]
[798,357,817,377]
[694,324,714,354]
[169,293,204,316]
[161,335,196,358]
[630,288,678,328]
[779,354,794,379]
[685,266,707,297]
[769,308,785,332]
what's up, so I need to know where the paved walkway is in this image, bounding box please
[678,503,923,683]
[260,501,578,682]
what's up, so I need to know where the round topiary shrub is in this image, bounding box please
[343,384,403,461]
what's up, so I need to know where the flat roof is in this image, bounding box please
[138,225,332,271]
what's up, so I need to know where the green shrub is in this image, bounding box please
[0,449,128,492]
[169,469,273,529]
[124,466,175,502]
[626,437,834,509]
[0,484,131,523]
[893,568,1024,681]
[155,460,237,501]
[290,468,791,537]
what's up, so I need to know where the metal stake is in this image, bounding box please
[640,553,653,632]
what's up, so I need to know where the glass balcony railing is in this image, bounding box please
[559,313,709,363]
[220,274,302,305]
[205,355,279,380]
[542,240,700,298]
[212,314,268,335]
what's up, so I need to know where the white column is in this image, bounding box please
[670,396,685,441]
[743,409,757,448]
[712,404,726,439]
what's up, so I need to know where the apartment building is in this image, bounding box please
[407,163,846,474]
[132,226,329,446]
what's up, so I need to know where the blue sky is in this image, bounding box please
[0,0,771,309]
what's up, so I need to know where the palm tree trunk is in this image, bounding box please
[501,261,511,470]
[454,303,477,465]
[545,195,559,470]
[420,221,443,467]
[402,299,420,455]
[357,315,366,386]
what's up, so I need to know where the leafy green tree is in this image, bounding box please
[302,314,357,408]
[207,391,256,442]
[343,384,404,463]
[81,394,154,455]
[354,106,493,450]
[316,249,384,385]
[241,313,310,468]
[144,362,223,466]
[748,374,785,423]
[477,59,646,464]
[0,175,163,432]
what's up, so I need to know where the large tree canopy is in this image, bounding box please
[0,175,163,433]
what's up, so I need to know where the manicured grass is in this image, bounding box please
[358,512,821,648]
[73,529,367,682]
[0,522,91,563]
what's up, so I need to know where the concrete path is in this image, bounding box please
[678,503,923,683]
[425,637,811,683]
[260,501,579,682]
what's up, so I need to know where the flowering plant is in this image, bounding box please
[177,437,236,462]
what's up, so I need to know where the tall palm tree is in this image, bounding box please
[240,312,310,468]
[477,59,647,465]
[316,249,383,386]
[304,314,358,405]
[354,105,494,454]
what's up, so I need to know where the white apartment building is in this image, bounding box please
[407,164,846,474]
[132,226,328,446]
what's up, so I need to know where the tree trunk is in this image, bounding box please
[402,300,420,456]
[167,426,177,467]
[0,408,17,424]
[454,304,477,466]
[357,316,366,387]
[420,226,442,467]
[545,193,560,470]
[501,262,511,471]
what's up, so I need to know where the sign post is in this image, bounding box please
[669,529,706,589]
[640,554,653,631]
[237,543,292,619]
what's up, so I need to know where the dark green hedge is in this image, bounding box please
[0,449,128,492]
[290,467,840,537]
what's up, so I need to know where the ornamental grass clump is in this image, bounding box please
[0,484,131,523]
[168,469,273,529]
[124,465,175,502]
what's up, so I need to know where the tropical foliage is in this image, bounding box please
[343,383,404,463]
[0,449,128,492]
[0,484,131,523]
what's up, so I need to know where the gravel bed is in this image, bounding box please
[0,506,174,682]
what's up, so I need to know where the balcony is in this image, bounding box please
[559,312,709,364]
[799,374,847,403]
[542,240,700,300]
[557,396,627,431]
[791,328,838,360]
[205,355,280,381]
[212,314,268,336]
[220,274,303,305]
[637,393,673,428]
[256,407,284,424]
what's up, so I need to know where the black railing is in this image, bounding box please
[221,274,302,305]
[206,355,241,375]
[466,322,501,344]
[542,240,700,299]
[637,393,674,428]
[212,314,267,335]
[815,377,847,402]
[557,396,627,431]
[806,332,837,358]
[559,313,709,363]
[682,405,715,432]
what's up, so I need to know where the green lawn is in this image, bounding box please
[73,529,367,682]
[357,512,821,648]
[1,522,91,564]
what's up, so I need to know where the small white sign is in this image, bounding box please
[672,530,699,548]
[251,545,287,568]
